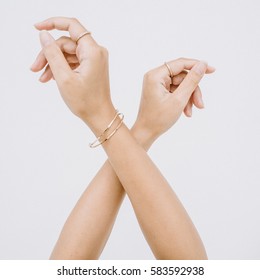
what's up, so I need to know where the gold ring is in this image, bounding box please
[76,30,91,44]
[164,62,174,78]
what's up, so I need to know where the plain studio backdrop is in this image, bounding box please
[0,0,259,260]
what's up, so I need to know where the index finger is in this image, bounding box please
[161,58,215,78]
[174,61,208,103]
[34,17,97,46]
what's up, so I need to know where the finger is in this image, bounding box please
[70,64,81,74]
[171,58,215,74]
[192,86,204,109]
[162,58,215,78]
[64,54,79,64]
[39,65,52,83]
[169,71,204,110]
[172,71,204,109]
[206,66,215,73]
[39,54,79,83]
[183,98,193,117]
[174,61,208,104]
[39,31,72,83]
[172,71,187,86]
[31,36,77,72]
[34,17,96,46]
[30,50,47,72]
[41,61,80,83]
[32,52,78,74]
[166,71,187,92]
[35,17,98,66]
[169,84,177,93]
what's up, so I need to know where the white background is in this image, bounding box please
[0,0,259,259]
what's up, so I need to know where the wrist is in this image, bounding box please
[82,105,117,137]
[131,123,158,151]
[83,108,159,151]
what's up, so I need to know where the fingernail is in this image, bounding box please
[30,60,37,70]
[193,61,207,75]
[208,65,216,71]
[34,20,45,26]
[200,98,205,108]
[39,31,54,47]
[39,71,47,82]
[34,22,43,30]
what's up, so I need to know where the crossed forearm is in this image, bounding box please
[50,123,207,260]
[50,127,153,259]
[100,123,207,260]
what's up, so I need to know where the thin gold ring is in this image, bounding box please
[76,30,91,44]
[164,62,174,78]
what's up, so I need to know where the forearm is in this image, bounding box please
[50,160,125,259]
[51,113,206,260]
[50,125,153,260]
[89,113,207,260]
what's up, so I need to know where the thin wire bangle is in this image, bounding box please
[89,110,119,147]
[89,113,124,148]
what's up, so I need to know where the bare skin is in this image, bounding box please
[31,17,215,259]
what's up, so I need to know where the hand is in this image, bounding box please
[31,36,78,83]
[132,58,215,143]
[31,17,115,130]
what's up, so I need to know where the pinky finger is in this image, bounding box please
[184,98,193,117]
[192,86,204,109]
[39,65,53,83]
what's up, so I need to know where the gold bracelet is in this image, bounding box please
[98,110,119,139]
[89,112,124,148]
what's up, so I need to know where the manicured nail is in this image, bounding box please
[193,61,207,75]
[39,31,54,47]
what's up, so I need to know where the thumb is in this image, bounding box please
[174,61,207,105]
[39,31,72,83]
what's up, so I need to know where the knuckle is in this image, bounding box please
[177,57,186,62]
[189,71,201,85]
[43,42,59,58]
[70,17,79,24]
[56,36,68,49]
[59,36,68,41]
[144,70,154,81]
[92,45,109,59]
[97,46,109,58]
[172,75,181,85]
[100,46,109,57]
[60,73,74,86]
